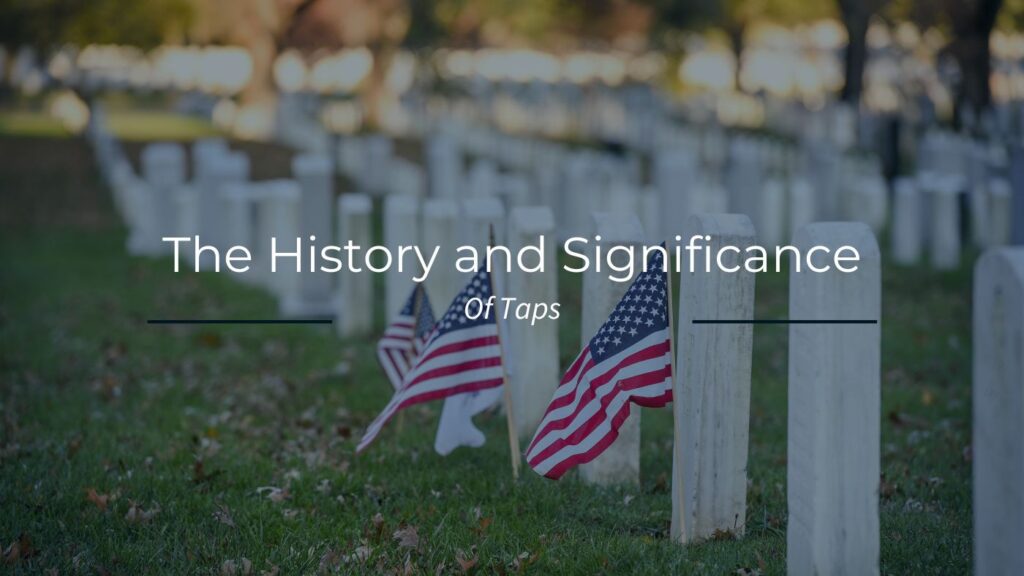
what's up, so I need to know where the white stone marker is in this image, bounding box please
[787,222,880,576]
[287,153,335,316]
[759,178,787,249]
[335,193,374,337]
[654,147,698,246]
[384,194,420,317]
[578,212,645,486]
[427,132,462,198]
[973,247,1024,575]
[422,198,461,309]
[892,177,922,265]
[220,182,259,284]
[672,214,756,543]
[462,196,506,251]
[140,142,186,253]
[929,176,963,270]
[197,150,248,269]
[507,206,559,438]
[253,180,301,304]
[988,178,1012,247]
[789,178,816,240]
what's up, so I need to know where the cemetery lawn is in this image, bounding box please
[1,133,973,575]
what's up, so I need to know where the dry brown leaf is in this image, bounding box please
[455,550,478,573]
[86,488,110,512]
[394,525,420,549]
[214,505,236,528]
[221,558,253,576]
[124,501,159,524]
[3,534,36,564]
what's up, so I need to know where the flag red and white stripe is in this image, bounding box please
[377,285,435,390]
[358,270,505,453]
[526,247,674,479]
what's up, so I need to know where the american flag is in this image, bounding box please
[357,270,505,453]
[377,285,436,391]
[526,247,674,479]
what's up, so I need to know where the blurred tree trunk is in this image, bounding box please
[944,0,1002,124]
[838,0,874,104]
[726,23,745,91]
[363,42,397,130]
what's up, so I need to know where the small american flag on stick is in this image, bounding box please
[357,269,506,454]
[526,247,674,479]
[377,284,436,391]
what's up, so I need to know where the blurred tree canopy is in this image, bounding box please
[0,0,193,50]
[0,0,1019,116]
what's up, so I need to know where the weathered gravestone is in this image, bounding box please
[1009,143,1024,245]
[285,153,335,316]
[892,177,922,265]
[140,142,186,254]
[384,194,420,317]
[253,180,302,307]
[787,222,880,576]
[973,247,1024,575]
[578,212,646,486]
[989,178,1013,247]
[507,206,559,439]
[422,198,461,308]
[335,193,374,337]
[672,214,756,543]
[427,131,462,198]
[928,175,963,270]
[196,149,248,269]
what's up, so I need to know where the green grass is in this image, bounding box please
[0,134,973,574]
[0,110,70,138]
[105,110,219,142]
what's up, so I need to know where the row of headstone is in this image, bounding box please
[85,108,372,326]
[567,211,884,576]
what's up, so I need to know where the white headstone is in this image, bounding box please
[141,142,186,253]
[578,212,645,486]
[335,193,374,336]
[507,206,559,439]
[988,178,1013,247]
[789,178,816,241]
[422,198,461,308]
[892,177,922,265]
[672,214,756,543]
[973,247,1024,575]
[928,176,963,270]
[286,153,335,316]
[427,131,462,198]
[787,222,880,576]
[196,150,248,268]
[253,180,302,304]
[759,178,787,249]
[384,194,420,317]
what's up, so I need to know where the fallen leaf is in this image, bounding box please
[476,516,493,534]
[3,534,35,564]
[455,550,478,573]
[256,486,290,503]
[394,525,420,549]
[221,558,253,576]
[260,565,280,576]
[86,488,110,512]
[125,501,159,523]
[214,505,236,528]
[342,545,372,564]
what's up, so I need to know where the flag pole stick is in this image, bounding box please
[396,286,422,437]
[489,224,521,479]
[665,247,688,543]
